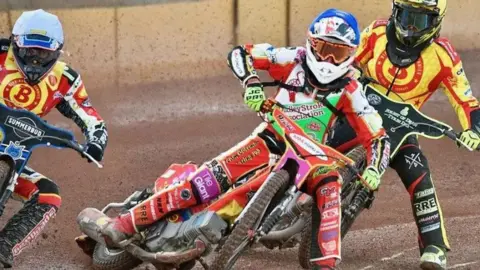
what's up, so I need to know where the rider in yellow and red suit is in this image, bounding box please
[328,1,480,269]
[79,9,389,269]
[0,10,108,268]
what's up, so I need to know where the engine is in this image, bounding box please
[144,210,228,253]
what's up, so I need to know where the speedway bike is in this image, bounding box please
[296,83,475,269]
[74,98,367,270]
[0,99,102,215]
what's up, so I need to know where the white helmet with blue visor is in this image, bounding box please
[11,9,64,85]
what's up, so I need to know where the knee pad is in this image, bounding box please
[36,178,61,208]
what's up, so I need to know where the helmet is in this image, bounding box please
[305,9,360,86]
[11,9,64,85]
[391,0,447,47]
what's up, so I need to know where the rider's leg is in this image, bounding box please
[390,136,449,269]
[0,167,60,268]
[305,170,342,269]
[91,124,283,244]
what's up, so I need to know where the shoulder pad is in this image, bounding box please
[372,19,389,29]
[434,37,461,65]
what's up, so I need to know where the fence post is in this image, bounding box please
[232,0,238,46]
[285,0,290,46]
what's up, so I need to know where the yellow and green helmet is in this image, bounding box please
[391,0,447,47]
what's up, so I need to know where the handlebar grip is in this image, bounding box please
[444,129,458,141]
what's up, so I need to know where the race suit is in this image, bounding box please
[330,19,480,253]
[0,39,108,261]
[122,44,390,263]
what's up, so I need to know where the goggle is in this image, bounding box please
[395,6,437,32]
[309,37,355,64]
[16,47,58,66]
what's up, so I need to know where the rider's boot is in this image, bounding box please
[79,177,202,247]
[0,194,57,268]
[312,258,337,270]
[420,245,447,270]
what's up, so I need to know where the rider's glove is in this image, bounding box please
[459,129,480,150]
[84,142,104,163]
[360,166,381,191]
[243,81,266,112]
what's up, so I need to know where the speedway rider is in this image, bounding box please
[78,9,389,269]
[0,9,108,268]
[328,0,480,269]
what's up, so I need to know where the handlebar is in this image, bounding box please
[443,129,478,151]
[65,140,104,169]
[37,136,103,169]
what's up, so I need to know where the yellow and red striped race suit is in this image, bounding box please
[0,38,107,257]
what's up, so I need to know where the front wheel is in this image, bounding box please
[0,160,12,215]
[210,170,290,270]
[92,243,142,270]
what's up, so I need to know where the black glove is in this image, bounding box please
[83,142,104,163]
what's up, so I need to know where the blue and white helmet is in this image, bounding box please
[306,9,360,85]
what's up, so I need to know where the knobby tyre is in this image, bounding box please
[0,160,11,195]
[297,146,366,269]
[298,213,312,269]
[210,170,291,270]
[92,243,142,270]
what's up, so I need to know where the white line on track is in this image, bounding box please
[449,261,479,269]
[380,247,417,261]
[353,215,480,270]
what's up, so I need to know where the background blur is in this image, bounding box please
[0,0,477,89]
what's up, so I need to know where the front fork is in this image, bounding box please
[0,172,18,217]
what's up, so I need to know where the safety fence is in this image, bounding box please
[0,0,476,87]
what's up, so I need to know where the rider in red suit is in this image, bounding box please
[0,9,108,268]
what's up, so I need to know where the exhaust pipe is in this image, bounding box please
[77,208,207,265]
[260,215,306,241]
[124,239,206,265]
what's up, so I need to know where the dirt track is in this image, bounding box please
[4,49,480,270]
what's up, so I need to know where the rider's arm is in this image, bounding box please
[55,65,108,152]
[227,43,305,86]
[354,20,388,69]
[436,38,480,132]
[339,79,390,176]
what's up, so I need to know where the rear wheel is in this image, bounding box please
[210,170,290,270]
[298,214,312,269]
[92,243,142,270]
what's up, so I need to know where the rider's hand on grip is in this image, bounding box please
[83,142,104,163]
[360,166,381,191]
[459,129,480,150]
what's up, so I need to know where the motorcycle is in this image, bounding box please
[74,98,367,270]
[0,100,102,218]
[207,99,367,270]
[296,83,475,269]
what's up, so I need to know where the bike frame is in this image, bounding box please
[234,103,355,225]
